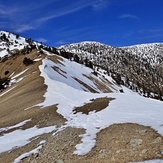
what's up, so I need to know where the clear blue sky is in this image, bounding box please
[0,0,163,47]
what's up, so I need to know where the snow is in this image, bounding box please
[11,68,29,79]
[0,119,31,132]
[39,140,46,145]
[0,86,16,97]
[0,49,8,58]
[34,58,42,61]
[13,140,46,163]
[38,58,163,155]
[13,145,42,163]
[0,125,56,153]
[40,57,119,94]
[0,31,29,58]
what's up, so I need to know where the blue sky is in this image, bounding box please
[0,0,163,47]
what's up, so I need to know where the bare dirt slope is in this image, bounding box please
[21,124,163,163]
[0,51,66,162]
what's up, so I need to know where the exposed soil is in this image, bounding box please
[83,74,113,93]
[73,77,98,93]
[73,97,114,114]
[0,51,67,162]
[20,123,163,163]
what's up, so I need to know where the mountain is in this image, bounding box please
[122,43,163,65]
[0,31,163,163]
[59,41,163,100]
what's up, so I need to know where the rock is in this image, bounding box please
[152,137,162,144]
[142,149,148,154]
[57,160,64,163]
[99,149,108,158]
[129,138,143,148]
[115,149,126,154]
[139,129,147,135]
[33,153,39,158]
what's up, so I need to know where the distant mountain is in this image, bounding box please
[122,43,163,65]
[59,41,163,100]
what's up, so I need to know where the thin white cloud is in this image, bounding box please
[36,38,48,43]
[56,40,68,46]
[0,0,107,33]
[149,28,163,33]
[14,25,36,33]
[92,0,109,10]
[119,14,138,19]
[36,0,101,25]
[0,4,18,16]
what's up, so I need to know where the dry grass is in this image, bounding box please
[83,74,112,93]
[73,77,98,93]
[73,97,114,115]
[52,66,67,78]
[0,51,66,128]
[47,55,64,65]
[0,51,66,163]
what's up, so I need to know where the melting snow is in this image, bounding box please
[0,125,56,153]
[13,140,46,163]
[38,58,163,155]
[0,119,31,132]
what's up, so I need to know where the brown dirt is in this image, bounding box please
[47,55,64,65]
[0,51,66,163]
[20,123,163,163]
[73,97,114,114]
[73,77,98,93]
[52,66,67,79]
[86,123,163,163]
[83,74,113,93]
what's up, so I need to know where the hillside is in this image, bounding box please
[0,31,163,163]
[60,41,163,100]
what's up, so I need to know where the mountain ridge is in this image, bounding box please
[59,40,163,100]
[0,30,163,100]
[0,30,163,163]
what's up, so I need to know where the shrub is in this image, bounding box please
[4,70,9,75]
[23,57,34,66]
[0,77,10,90]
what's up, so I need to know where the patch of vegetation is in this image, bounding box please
[4,70,9,75]
[23,57,34,66]
[0,77,10,90]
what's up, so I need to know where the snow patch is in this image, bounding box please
[0,86,16,97]
[0,126,56,153]
[13,140,46,163]
[0,119,31,132]
[38,58,163,155]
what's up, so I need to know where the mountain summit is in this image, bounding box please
[60,41,163,100]
[0,31,163,163]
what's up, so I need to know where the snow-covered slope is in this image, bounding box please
[122,43,163,65]
[39,57,163,155]
[59,41,163,100]
[0,31,29,58]
[60,41,163,66]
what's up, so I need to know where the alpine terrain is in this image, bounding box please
[0,31,163,163]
